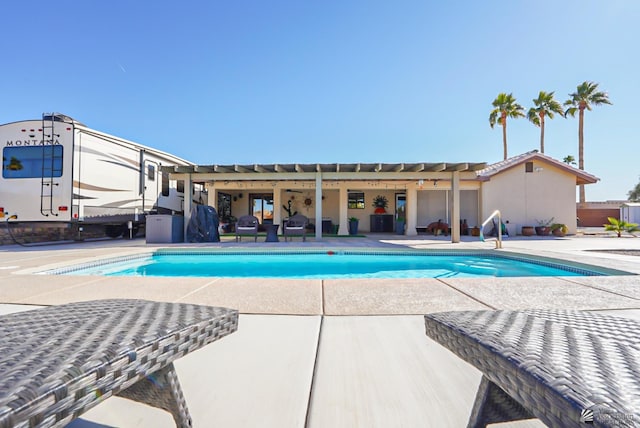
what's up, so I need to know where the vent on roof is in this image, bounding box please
[525,162,533,173]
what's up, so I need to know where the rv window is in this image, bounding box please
[2,146,63,179]
[177,180,185,193]
[147,164,155,181]
[161,172,170,196]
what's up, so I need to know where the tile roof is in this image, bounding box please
[476,150,599,185]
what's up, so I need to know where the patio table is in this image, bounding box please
[424,309,640,427]
[0,299,238,427]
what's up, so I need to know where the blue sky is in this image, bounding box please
[2,1,637,201]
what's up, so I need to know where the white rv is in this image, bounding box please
[0,113,203,238]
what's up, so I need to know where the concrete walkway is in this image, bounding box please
[1,233,639,427]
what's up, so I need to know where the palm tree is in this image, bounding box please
[564,81,612,203]
[629,176,640,201]
[562,155,577,166]
[527,91,564,153]
[489,93,525,160]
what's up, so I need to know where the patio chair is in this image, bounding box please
[0,299,238,427]
[235,215,259,242]
[424,309,640,427]
[284,214,309,241]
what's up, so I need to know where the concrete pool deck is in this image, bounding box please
[1,233,639,427]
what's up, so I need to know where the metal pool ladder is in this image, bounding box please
[480,209,503,249]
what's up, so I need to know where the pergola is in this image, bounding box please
[163,161,487,242]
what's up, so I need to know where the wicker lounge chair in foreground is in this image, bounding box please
[0,299,238,427]
[424,309,640,427]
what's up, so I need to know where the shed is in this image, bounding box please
[620,202,640,224]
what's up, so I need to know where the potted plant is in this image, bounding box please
[550,223,568,237]
[372,195,388,214]
[348,217,359,235]
[535,218,554,236]
[395,217,405,235]
[521,226,535,236]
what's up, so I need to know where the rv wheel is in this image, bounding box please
[105,225,124,238]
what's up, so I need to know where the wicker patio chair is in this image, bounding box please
[283,214,308,241]
[0,299,238,427]
[235,215,259,242]
[424,309,640,427]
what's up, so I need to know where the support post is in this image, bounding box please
[451,171,460,243]
[273,185,282,235]
[183,174,193,242]
[338,186,348,235]
[315,173,322,240]
[406,187,418,236]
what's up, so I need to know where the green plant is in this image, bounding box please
[604,217,640,237]
[348,216,359,222]
[550,223,568,234]
[489,92,525,160]
[564,81,612,203]
[527,91,564,154]
[371,195,388,209]
[535,217,554,227]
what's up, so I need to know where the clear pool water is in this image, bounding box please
[57,252,607,279]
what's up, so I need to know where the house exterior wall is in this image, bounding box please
[481,160,577,234]
[202,159,586,237]
[417,190,448,225]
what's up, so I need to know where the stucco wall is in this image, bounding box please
[414,190,479,227]
[481,160,577,234]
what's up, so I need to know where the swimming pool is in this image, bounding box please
[44,250,623,279]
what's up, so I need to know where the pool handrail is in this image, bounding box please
[480,209,502,249]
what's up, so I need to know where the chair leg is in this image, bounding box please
[118,363,192,427]
[467,376,533,428]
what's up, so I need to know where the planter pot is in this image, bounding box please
[395,221,405,235]
[535,226,551,236]
[521,226,535,236]
[552,228,566,237]
[348,220,359,235]
[374,207,387,214]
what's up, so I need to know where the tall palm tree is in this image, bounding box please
[527,91,564,154]
[564,81,612,203]
[489,93,525,160]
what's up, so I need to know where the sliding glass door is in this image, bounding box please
[250,194,274,224]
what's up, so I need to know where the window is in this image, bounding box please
[525,162,533,173]
[348,192,365,209]
[177,180,185,193]
[251,194,274,223]
[2,146,63,179]
[147,164,155,181]
[161,172,169,196]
